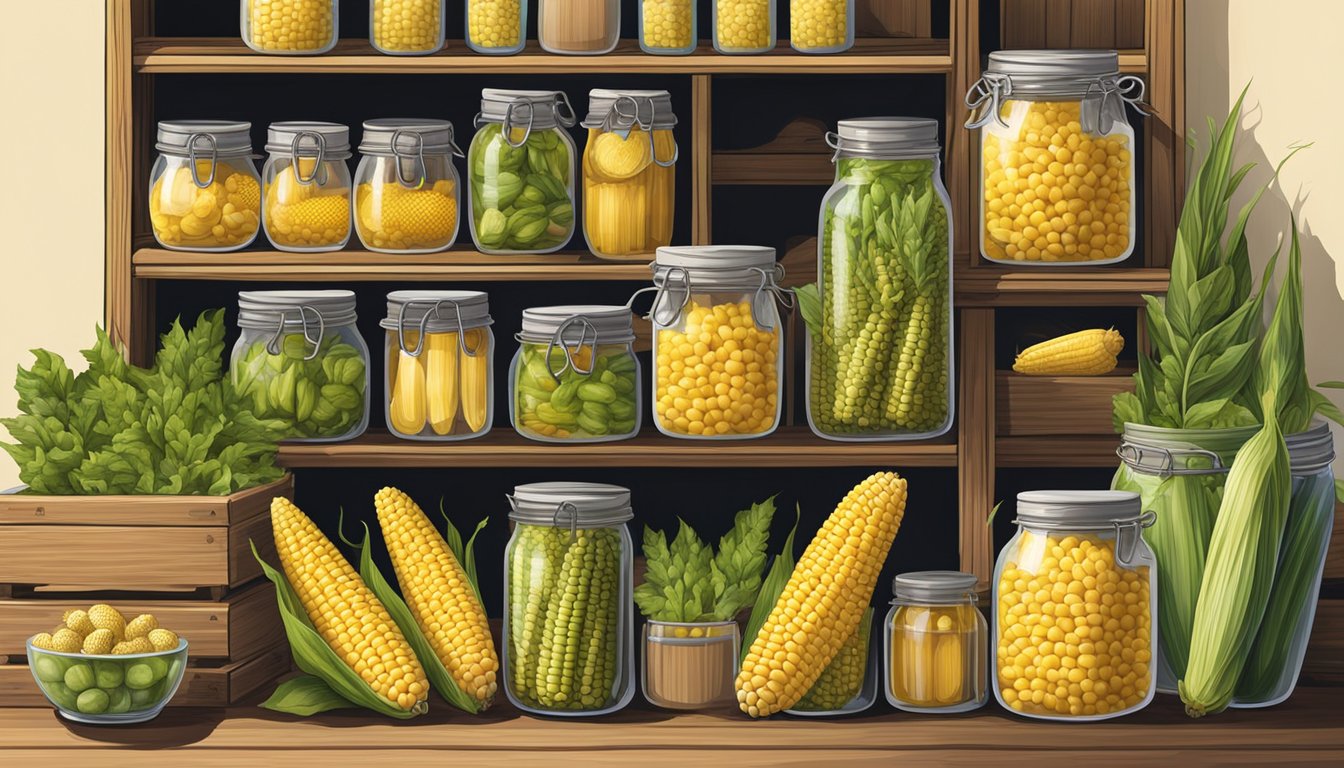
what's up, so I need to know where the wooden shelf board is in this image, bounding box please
[996,369,1135,437]
[955,266,1170,306]
[1118,50,1147,73]
[996,435,1123,468]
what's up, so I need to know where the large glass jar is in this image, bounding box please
[468,89,577,254]
[510,305,641,443]
[150,120,261,252]
[354,119,463,254]
[639,0,696,55]
[466,0,527,55]
[230,290,370,443]
[582,89,678,260]
[805,118,954,441]
[503,482,635,716]
[993,491,1156,721]
[262,122,352,253]
[966,50,1144,265]
[380,290,494,441]
[242,0,338,54]
[789,0,853,54]
[642,620,739,710]
[712,0,775,54]
[884,571,987,713]
[370,0,446,55]
[645,246,784,440]
[538,0,619,55]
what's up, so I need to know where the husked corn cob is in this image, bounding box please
[113,637,155,655]
[1012,328,1124,376]
[50,629,83,653]
[148,629,179,652]
[461,329,490,432]
[425,333,459,435]
[793,610,872,710]
[389,346,427,436]
[30,633,56,651]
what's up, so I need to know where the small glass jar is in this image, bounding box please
[229,290,370,442]
[639,0,696,55]
[712,0,775,54]
[785,610,878,715]
[262,122,352,253]
[503,482,636,716]
[380,290,494,441]
[644,246,785,440]
[789,0,853,54]
[538,0,620,55]
[354,119,464,254]
[581,89,678,260]
[241,0,338,55]
[465,0,527,55]
[642,620,739,710]
[884,571,987,713]
[966,50,1144,264]
[510,305,641,443]
[150,120,261,252]
[370,0,446,55]
[993,490,1156,721]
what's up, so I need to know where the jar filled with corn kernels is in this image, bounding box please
[993,491,1156,721]
[465,0,527,55]
[370,0,446,55]
[965,51,1146,265]
[354,119,464,254]
[581,89,678,260]
[241,0,338,55]
[150,121,261,252]
[262,122,352,252]
[712,0,775,54]
[790,0,853,54]
[884,571,987,713]
[639,0,696,55]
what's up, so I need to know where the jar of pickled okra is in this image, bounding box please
[966,50,1145,264]
[469,89,578,254]
[370,0,446,55]
[582,89,678,260]
[380,290,494,442]
[241,0,338,54]
[712,0,775,54]
[503,482,635,716]
[642,620,739,710]
[262,122,352,252]
[230,290,370,442]
[639,0,696,55]
[884,571,987,713]
[789,0,853,54]
[150,120,261,252]
[466,0,527,55]
[993,490,1156,721]
[510,305,641,442]
[354,119,464,254]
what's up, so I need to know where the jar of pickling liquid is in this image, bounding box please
[712,0,775,54]
[262,122,352,252]
[884,571,987,713]
[241,0,338,55]
[790,0,853,54]
[150,121,261,252]
[370,0,446,55]
[639,0,696,55]
[465,0,527,55]
[965,50,1145,264]
[503,482,635,716]
[993,491,1156,721]
[354,119,464,254]
[581,89,678,260]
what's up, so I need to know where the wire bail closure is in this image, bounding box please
[542,315,600,382]
[639,262,790,332]
[1114,511,1157,567]
[289,130,328,187]
[187,132,219,188]
[264,304,326,362]
[1116,442,1227,478]
[396,299,483,359]
[965,72,1148,134]
[553,501,580,542]
[601,95,679,168]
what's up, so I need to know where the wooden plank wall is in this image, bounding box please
[1001,0,1146,49]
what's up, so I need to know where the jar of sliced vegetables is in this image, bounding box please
[354,119,464,254]
[262,122,352,253]
[150,121,261,252]
[884,571,987,713]
[581,89,678,260]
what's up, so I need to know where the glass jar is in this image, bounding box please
[805,118,954,441]
[466,0,527,55]
[150,120,261,252]
[789,0,853,54]
[468,89,578,254]
[229,290,370,442]
[503,482,636,716]
[884,571,987,713]
[370,0,446,55]
[241,0,338,54]
[785,609,878,715]
[538,0,619,55]
[993,490,1156,721]
[380,290,494,441]
[965,50,1144,265]
[354,119,464,254]
[581,89,678,260]
[510,305,641,443]
[644,246,785,440]
[639,0,696,55]
[712,0,775,54]
[642,620,739,710]
[262,122,352,253]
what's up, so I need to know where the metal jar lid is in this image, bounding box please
[237,289,358,330]
[581,89,677,130]
[265,121,351,158]
[518,305,635,344]
[358,118,463,156]
[1286,420,1336,475]
[828,117,941,159]
[987,50,1121,83]
[380,290,492,333]
[965,50,1146,134]
[508,481,633,527]
[892,571,978,603]
[1117,422,1260,478]
[156,120,254,157]
[1014,490,1143,529]
[647,246,788,330]
[477,89,577,131]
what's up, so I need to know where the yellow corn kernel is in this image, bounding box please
[467,0,523,50]
[715,0,772,51]
[247,0,335,53]
[790,0,848,52]
[1012,329,1124,376]
[642,0,694,50]
[373,0,443,53]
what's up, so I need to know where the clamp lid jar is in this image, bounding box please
[150,121,261,252]
[262,121,353,253]
[354,119,464,254]
[885,570,987,713]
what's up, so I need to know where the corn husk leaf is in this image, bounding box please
[741,504,801,664]
[261,674,357,716]
[439,498,488,604]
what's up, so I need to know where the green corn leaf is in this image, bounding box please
[741,504,801,664]
[794,283,822,337]
[262,674,357,716]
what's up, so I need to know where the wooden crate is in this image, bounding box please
[996,370,1135,436]
[1000,0,1146,50]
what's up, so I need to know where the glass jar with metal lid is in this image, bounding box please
[538,0,620,55]
[639,0,696,55]
[789,0,854,54]
[510,305,641,442]
[503,482,636,716]
[465,0,527,55]
[380,290,494,441]
[241,0,338,55]
[370,0,446,55]
[805,117,954,442]
[262,122,352,253]
[965,50,1146,264]
[581,89,678,260]
[150,121,261,252]
[884,571,987,713]
[712,0,775,54]
[353,119,464,254]
[993,490,1156,720]
[229,290,370,442]
[468,89,578,254]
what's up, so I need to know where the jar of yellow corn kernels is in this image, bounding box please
[466,0,527,55]
[354,119,464,254]
[713,0,775,54]
[966,51,1146,265]
[150,121,261,252]
[241,0,338,55]
[639,0,696,55]
[994,491,1156,721]
[581,89,678,260]
[884,571,987,714]
[370,0,446,55]
[790,0,853,54]
[262,122,352,252]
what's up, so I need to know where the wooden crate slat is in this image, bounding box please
[958,309,996,588]
[1001,0,1048,48]
[0,475,290,527]
[1044,0,1074,47]
[996,371,1134,436]
[0,526,231,592]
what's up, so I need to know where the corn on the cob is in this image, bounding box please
[124,614,157,641]
[461,329,490,432]
[1013,328,1124,375]
[112,637,155,655]
[62,610,95,638]
[148,628,180,652]
[389,347,427,436]
[49,629,83,653]
[425,333,459,435]
[736,472,907,717]
[793,610,871,711]
[87,604,126,640]
[30,633,56,651]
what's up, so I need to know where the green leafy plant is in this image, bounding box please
[741,504,801,664]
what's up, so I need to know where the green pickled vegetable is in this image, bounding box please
[469,122,573,253]
[64,663,96,693]
[231,332,367,440]
[76,688,111,714]
[514,343,638,440]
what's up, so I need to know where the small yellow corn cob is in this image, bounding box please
[62,609,95,638]
[30,633,56,651]
[793,611,871,711]
[933,626,963,704]
[1012,328,1124,376]
[461,329,490,433]
[112,637,155,655]
[390,348,427,436]
[83,628,116,655]
[124,614,158,640]
[50,629,83,653]
[426,332,459,436]
[88,604,126,640]
[148,629,180,652]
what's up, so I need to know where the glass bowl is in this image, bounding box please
[26,637,189,724]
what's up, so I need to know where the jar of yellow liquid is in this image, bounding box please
[241,0,338,55]
[884,571,987,713]
[150,121,261,252]
[581,89,677,260]
[354,119,464,254]
[262,122,352,252]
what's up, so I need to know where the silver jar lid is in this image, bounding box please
[381,290,491,333]
[518,305,635,344]
[892,571,978,603]
[508,481,633,527]
[358,118,463,156]
[966,50,1145,133]
[237,289,358,330]
[156,120,254,157]
[265,121,351,158]
[1014,490,1143,529]
[828,117,941,158]
[648,246,787,329]
[581,89,677,130]
[987,50,1121,82]
[477,89,577,131]
[1286,420,1336,475]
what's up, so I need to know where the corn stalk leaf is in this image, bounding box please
[794,283,822,337]
[262,674,357,716]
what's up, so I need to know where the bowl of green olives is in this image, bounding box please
[27,637,189,724]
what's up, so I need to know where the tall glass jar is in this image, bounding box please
[713,0,775,54]
[503,482,635,716]
[150,120,261,252]
[380,290,494,441]
[993,490,1156,721]
[885,571,987,713]
[644,246,785,440]
[966,50,1144,265]
[370,0,446,55]
[538,0,620,55]
[582,89,678,260]
[354,119,463,254]
[262,122,352,253]
[465,0,527,55]
[642,620,739,710]
[639,0,696,55]
[789,0,853,54]
[229,290,370,443]
[469,89,578,254]
[805,118,954,441]
[510,305,641,443]
[241,0,338,54]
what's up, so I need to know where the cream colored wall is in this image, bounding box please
[0,2,106,489]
